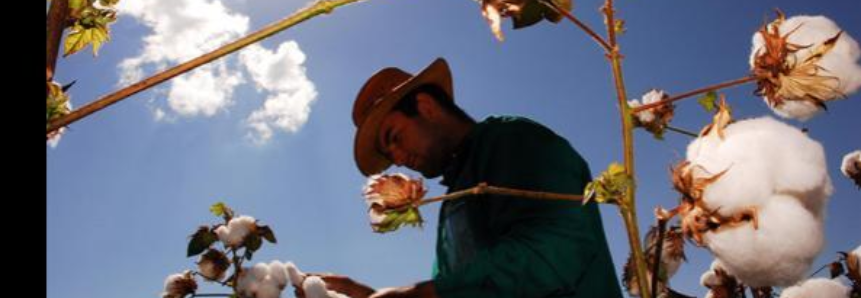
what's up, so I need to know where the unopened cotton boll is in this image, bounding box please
[779,278,851,298]
[703,196,824,287]
[686,117,833,218]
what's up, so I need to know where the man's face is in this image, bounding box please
[376,109,450,178]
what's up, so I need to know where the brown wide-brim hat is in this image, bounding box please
[353,58,453,176]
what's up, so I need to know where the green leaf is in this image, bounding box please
[245,233,262,253]
[187,226,217,257]
[698,91,718,113]
[372,208,423,234]
[257,225,277,244]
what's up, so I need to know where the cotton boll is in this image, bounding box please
[303,276,332,298]
[268,261,288,288]
[686,117,832,217]
[700,260,724,288]
[769,100,824,121]
[704,196,823,287]
[779,278,851,298]
[237,269,260,298]
[256,280,283,298]
[780,16,861,95]
[285,262,305,287]
[229,216,257,240]
[749,16,861,121]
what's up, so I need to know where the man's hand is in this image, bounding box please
[293,273,375,298]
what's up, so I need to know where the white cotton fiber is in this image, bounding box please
[779,278,850,298]
[703,196,824,287]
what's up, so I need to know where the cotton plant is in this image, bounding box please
[750,11,861,120]
[842,150,861,188]
[161,202,285,298]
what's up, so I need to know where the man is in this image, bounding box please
[308,58,622,298]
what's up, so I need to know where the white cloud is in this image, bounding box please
[240,43,318,144]
[116,0,249,117]
[167,62,244,117]
[116,0,317,143]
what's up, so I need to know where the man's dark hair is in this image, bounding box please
[393,84,474,123]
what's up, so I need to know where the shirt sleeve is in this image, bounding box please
[433,120,603,298]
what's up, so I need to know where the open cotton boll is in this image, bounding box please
[779,278,851,298]
[267,261,288,288]
[285,262,305,287]
[236,268,259,298]
[256,280,283,298]
[686,117,832,217]
[704,196,823,288]
[304,276,333,298]
[750,15,861,120]
[776,16,861,95]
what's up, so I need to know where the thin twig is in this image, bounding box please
[540,0,612,53]
[632,76,757,114]
[651,220,667,298]
[391,183,583,213]
[665,125,698,138]
[46,0,366,135]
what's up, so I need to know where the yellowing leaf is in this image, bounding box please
[583,163,631,205]
[63,24,110,57]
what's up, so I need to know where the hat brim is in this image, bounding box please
[354,58,453,176]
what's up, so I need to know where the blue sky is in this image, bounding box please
[47,0,860,297]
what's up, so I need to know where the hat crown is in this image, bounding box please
[352,67,413,127]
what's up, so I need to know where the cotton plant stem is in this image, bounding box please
[46,0,69,85]
[46,0,366,135]
[540,0,612,53]
[414,183,583,208]
[601,0,651,297]
[632,75,757,114]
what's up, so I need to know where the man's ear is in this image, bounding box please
[415,92,440,120]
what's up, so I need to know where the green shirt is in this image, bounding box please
[432,116,622,298]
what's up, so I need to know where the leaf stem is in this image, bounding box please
[541,0,612,53]
[632,76,757,114]
[414,183,583,208]
[665,125,698,138]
